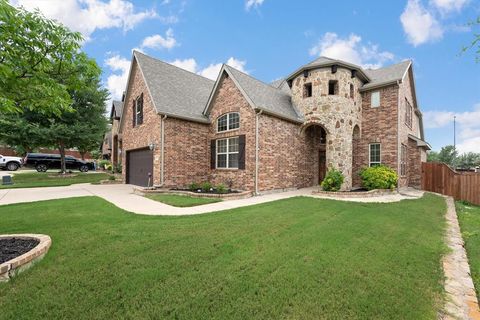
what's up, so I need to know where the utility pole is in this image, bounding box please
[453,115,456,152]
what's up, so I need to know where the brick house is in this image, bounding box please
[117,51,430,191]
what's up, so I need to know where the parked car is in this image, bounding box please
[0,154,23,171]
[23,153,95,172]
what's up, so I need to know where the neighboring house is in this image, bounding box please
[0,145,92,160]
[101,98,124,164]
[118,51,430,191]
[101,127,112,160]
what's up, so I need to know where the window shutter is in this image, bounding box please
[238,135,246,170]
[210,139,216,169]
[132,99,136,127]
[138,93,144,125]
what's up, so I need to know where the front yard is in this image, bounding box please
[457,201,480,297]
[145,194,222,207]
[0,194,446,319]
[0,172,111,189]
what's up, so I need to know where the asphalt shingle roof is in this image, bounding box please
[112,100,123,118]
[363,60,411,90]
[134,51,214,122]
[225,65,302,122]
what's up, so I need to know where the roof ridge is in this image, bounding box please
[224,64,287,92]
[133,50,215,83]
[366,59,412,71]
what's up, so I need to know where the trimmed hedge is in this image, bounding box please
[320,168,344,191]
[360,165,398,190]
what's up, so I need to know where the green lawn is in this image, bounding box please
[0,172,111,189]
[456,201,480,297]
[146,194,222,207]
[0,194,446,319]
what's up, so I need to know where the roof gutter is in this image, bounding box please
[359,79,400,92]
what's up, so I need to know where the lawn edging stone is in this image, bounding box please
[133,187,253,200]
[0,234,51,282]
[312,188,397,198]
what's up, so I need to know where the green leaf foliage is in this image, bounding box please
[320,168,344,191]
[0,0,83,114]
[360,165,398,190]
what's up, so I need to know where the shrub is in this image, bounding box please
[97,160,111,170]
[360,165,398,190]
[114,163,122,174]
[216,183,228,194]
[201,182,213,193]
[320,168,344,192]
[189,182,200,191]
[108,175,116,181]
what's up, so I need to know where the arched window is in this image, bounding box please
[217,112,240,132]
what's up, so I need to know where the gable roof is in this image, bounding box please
[204,65,303,123]
[362,60,411,91]
[134,51,214,123]
[110,100,123,120]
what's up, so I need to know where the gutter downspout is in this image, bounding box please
[255,109,263,196]
[160,114,167,186]
[396,79,401,191]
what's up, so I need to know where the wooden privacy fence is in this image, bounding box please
[422,162,480,205]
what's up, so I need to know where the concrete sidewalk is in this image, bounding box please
[0,184,423,216]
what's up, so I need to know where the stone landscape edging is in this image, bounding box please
[442,196,480,319]
[0,234,51,282]
[312,188,397,198]
[133,187,253,200]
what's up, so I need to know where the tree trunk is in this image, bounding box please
[58,143,66,174]
[79,151,85,161]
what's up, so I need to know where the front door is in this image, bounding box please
[318,148,326,183]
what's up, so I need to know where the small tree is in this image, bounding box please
[0,0,83,114]
[437,145,458,166]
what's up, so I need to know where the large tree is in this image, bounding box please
[0,0,83,114]
[0,53,108,173]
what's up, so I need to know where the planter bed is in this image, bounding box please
[0,234,51,282]
[134,187,253,200]
[312,188,397,198]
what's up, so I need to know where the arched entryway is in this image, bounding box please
[304,124,328,185]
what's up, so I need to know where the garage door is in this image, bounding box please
[127,148,153,187]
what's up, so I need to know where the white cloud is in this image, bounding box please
[141,28,177,50]
[169,57,248,80]
[430,0,469,13]
[309,32,394,69]
[424,104,480,153]
[170,58,198,73]
[12,0,157,40]
[400,0,443,46]
[104,54,130,101]
[245,0,264,11]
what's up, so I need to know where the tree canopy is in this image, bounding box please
[428,145,480,169]
[0,0,83,114]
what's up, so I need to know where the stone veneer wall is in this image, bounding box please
[121,59,162,185]
[359,84,399,181]
[290,67,363,190]
[207,75,256,191]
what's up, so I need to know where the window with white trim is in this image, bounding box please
[400,144,407,176]
[217,112,240,132]
[371,91,380,108]
[369,143,381,167]
[216,137,239,169]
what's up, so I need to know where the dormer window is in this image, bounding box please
[217,112,240,132]
[303,83,312,98]
[328,80,338,95]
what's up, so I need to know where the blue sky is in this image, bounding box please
[11,0,480,153]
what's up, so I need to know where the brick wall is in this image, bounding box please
[163,117,209,187]
[207,75,256,191]
[359,84,399,178]
[121,59,162,185]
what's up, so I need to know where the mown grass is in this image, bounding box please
[146,194,222,207]
[0,194,446,319]
[456,201,480,297]
[0,172,111,189]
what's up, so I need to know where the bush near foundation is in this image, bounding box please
[360,165,398,190]
[320,169,344,191]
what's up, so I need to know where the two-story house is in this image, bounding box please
[117,51,430,192]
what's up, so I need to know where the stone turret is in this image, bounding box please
[286,58,368,189]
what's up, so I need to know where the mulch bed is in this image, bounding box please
[0,238,40,264]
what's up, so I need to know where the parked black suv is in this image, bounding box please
[24,153,95,172]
